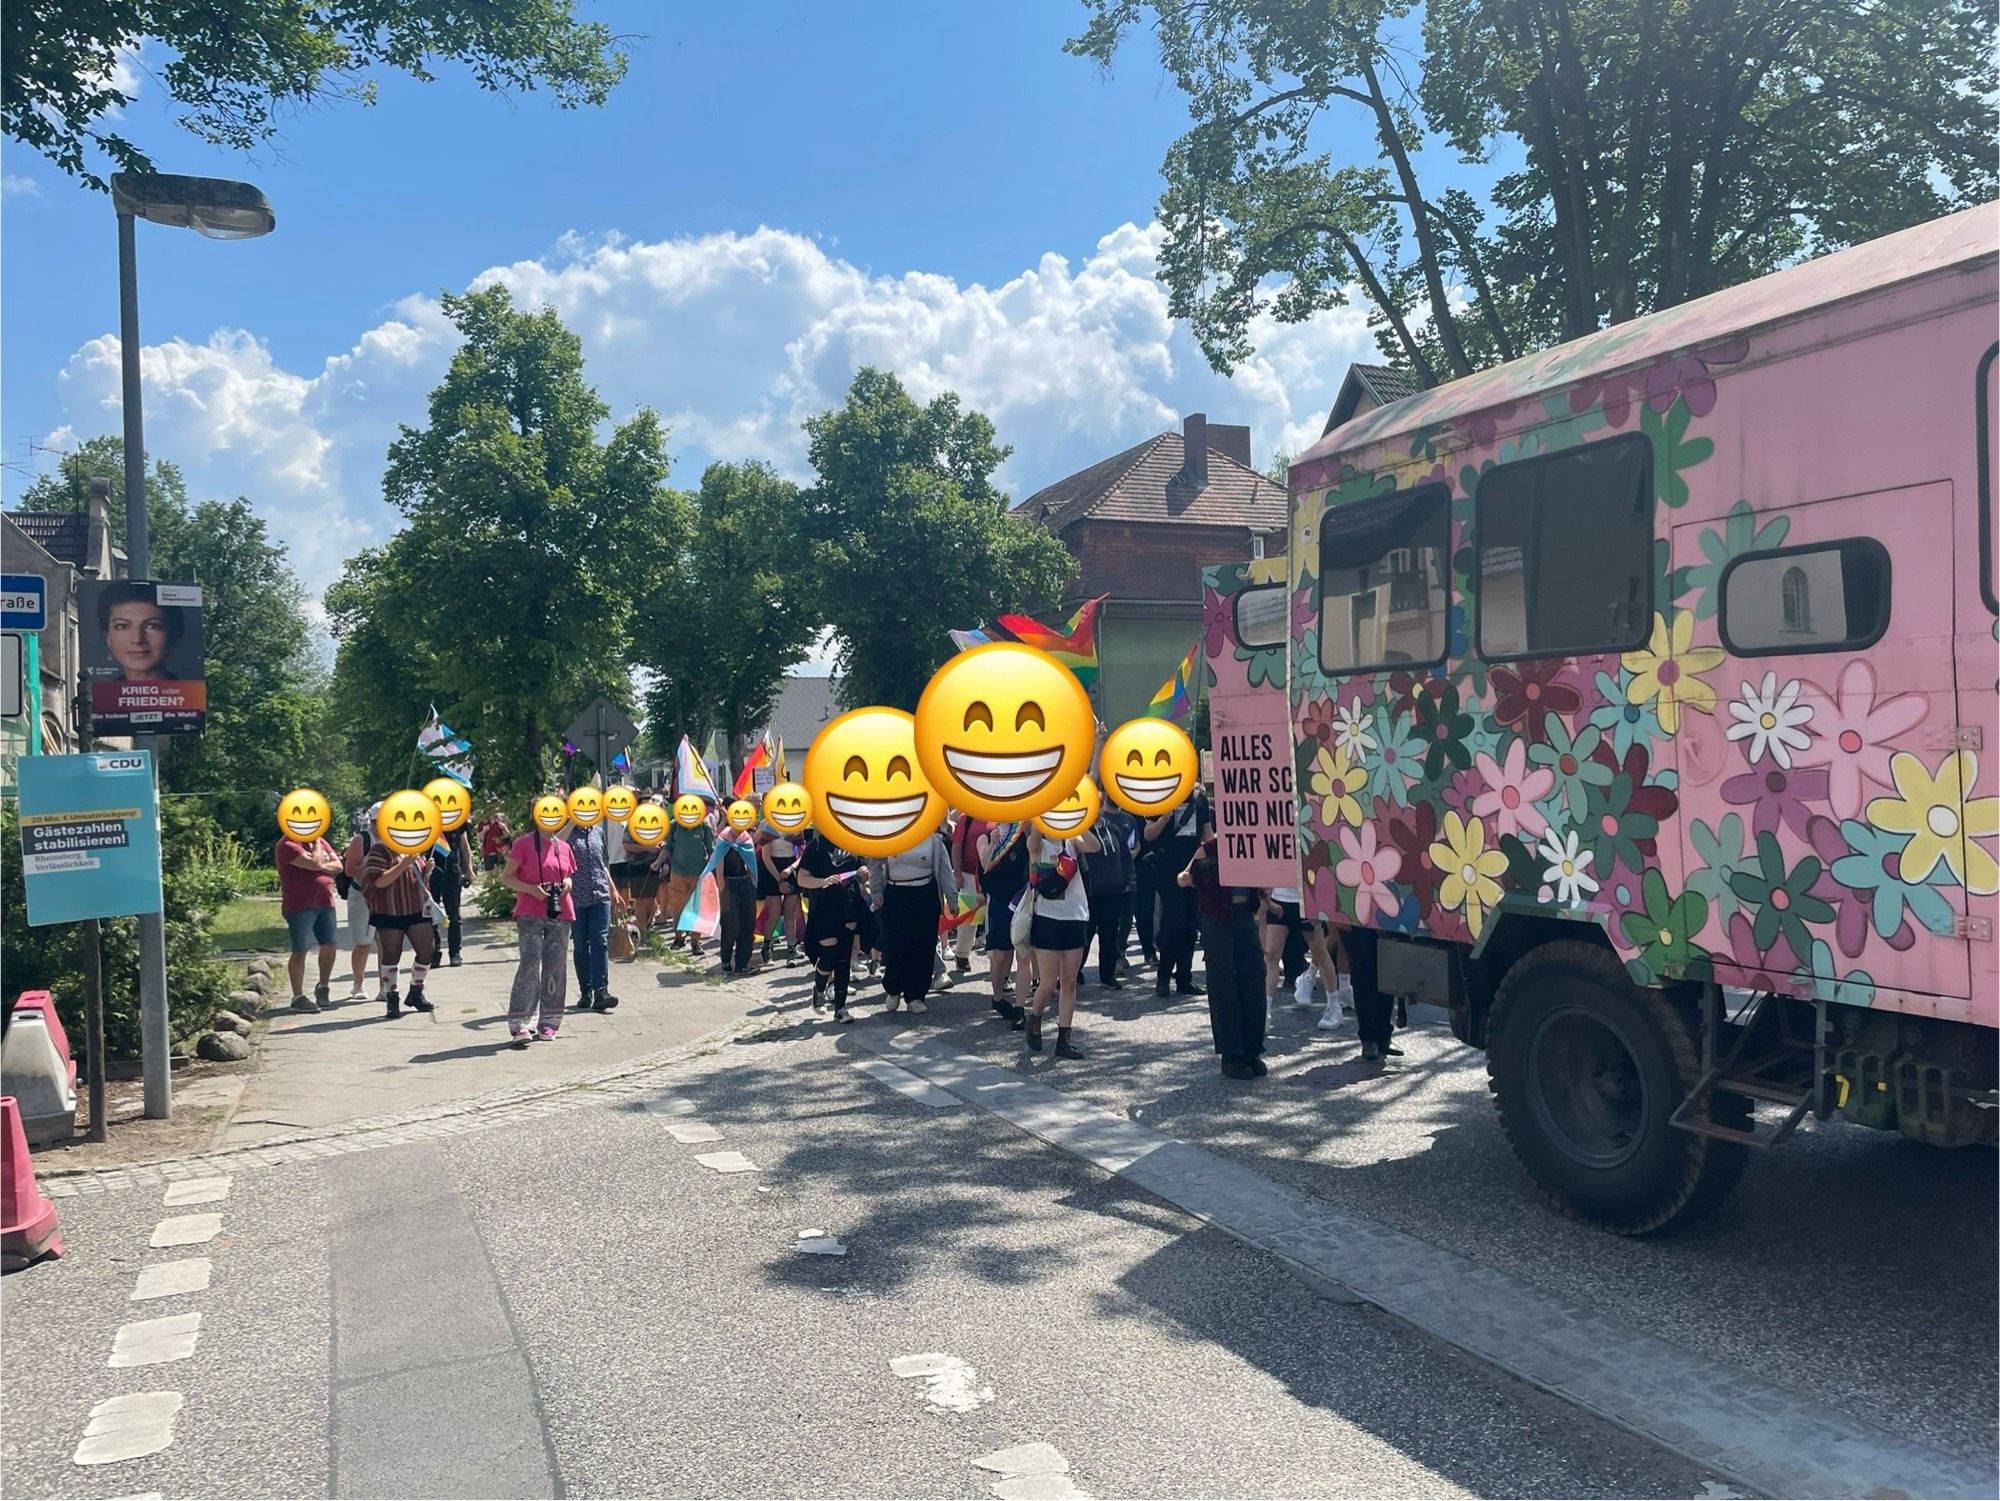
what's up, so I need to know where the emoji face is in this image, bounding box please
[725,798,758,831]
[801,707,946,857]
[277,787,330,843]
[531,794,569,833]
[1099,719,1197,816]
[627,802,669,847]
[422,777,470,833]
[914,642,1094,821]
[672,793,708,828]
[604,785,638,822]
[567,785,604,826]
[1033,774,1101,839]
[762,781,812,833]
[376,789,443,853]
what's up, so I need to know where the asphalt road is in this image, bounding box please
[2,947,1989,1499]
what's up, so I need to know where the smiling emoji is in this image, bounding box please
[914,642,1094,822]
[1098,719,1197,816]
[672,793,708,829]
[531,794,569,833]
[277,787,330,843]
[802,707,946,856]
[725,798,758,831]
[376,789,443,853]
[762,781,812,833]
[567,785,605,826]
[422,777,470,833]
[604,785,638,823]
[1032,773,1101,839]
[627,801,669,847]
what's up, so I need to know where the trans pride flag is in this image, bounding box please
[675,735,721,803]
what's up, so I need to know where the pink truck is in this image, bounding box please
[1211,202,1998,1234]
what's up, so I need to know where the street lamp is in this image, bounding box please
[109,170,275,1120]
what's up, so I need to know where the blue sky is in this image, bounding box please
[1,0,1472,602]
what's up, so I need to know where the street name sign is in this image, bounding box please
[1,574,46,631]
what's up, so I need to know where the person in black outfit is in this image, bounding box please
[1145,789,1209,998]
[1132,818,1159,968]
[979,822,1031,1025]
[1181,832,1267,1078]
[1084,806,1135,989]
[428,825,473,965]
[1339,925,1400,1061]
[717,832,762,976]
[797,831,870,1023]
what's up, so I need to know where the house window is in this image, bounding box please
[1315,483,1451,675]
[1474,434,1653,660]
[1233,584,1289,650]
[1721,540,1890,656]
[1780,567,1811,632]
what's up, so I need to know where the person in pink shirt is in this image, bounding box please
[500,821,577,1046]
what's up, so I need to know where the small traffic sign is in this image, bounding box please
[0,574,46,632]
[564,697,639,769]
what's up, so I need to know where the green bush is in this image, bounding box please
[471,876,518,920]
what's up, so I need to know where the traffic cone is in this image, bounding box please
[1,1095,63,1272]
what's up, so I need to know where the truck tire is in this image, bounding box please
[1486,941,1748,1235]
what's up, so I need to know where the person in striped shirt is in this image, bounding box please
[362,836,437,1018]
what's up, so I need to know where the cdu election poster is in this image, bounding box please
[16,750,164,925]
[78,579,207,734]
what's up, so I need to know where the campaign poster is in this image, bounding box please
[1203,559,1298,888]
[79,580,206,734]
[16,750,164,925]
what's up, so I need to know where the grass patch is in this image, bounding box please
[210,894,288,954]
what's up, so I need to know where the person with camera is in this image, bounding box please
[501,813,578,1045]
[1022,823,1101,1059]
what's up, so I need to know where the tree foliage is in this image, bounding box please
[800,368,1075,712]
[4,0,627,188]
[329,285,678,800]
[1070,0,1997,380]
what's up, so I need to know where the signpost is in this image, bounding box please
[564,697,639,786]
[0,573,46,631]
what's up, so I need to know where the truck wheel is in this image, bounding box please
[1486,941,1748,1235]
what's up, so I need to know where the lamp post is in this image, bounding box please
[110,172,275,1120]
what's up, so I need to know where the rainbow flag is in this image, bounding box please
[732,736,771,797]
[992,597,1105,688]
[1146,638,1200,722]
[937,888,987,935]
[675,735,720,803]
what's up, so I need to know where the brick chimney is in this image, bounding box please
[1182,413,1208,490]
[1207,423,1251,468]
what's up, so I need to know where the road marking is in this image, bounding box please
[149,1214,222,1248]
[890,1353,994,1413]
[796,1229,847,1256]
[862,1032,1995,1501]
[640,1095,700,1116]
[72,1392,184,1465]
[693,1150,757,1174]
[130,1259,212,1302]
[974,1441,1090,1499]
[663,1120,724,1144]
[851,1055,963,1109]
[161,1176,231,1206]
[109,1312,202,1368]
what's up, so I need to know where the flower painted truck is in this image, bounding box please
[1255,203,1998,1234]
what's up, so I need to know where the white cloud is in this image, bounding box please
[32,221,1375,600]
[3,173,40,198]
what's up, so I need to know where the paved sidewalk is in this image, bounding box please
[216,923,759,1148]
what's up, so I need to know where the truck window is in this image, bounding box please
[1719,539,1890,655]
[1316,482,1451,675]
[1475,434,1652,659]
[1233,584,1289,649]
[1979,341,1997,616]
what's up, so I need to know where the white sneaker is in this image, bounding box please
[1336,979,1355,1009]
[906,998,927,1016]
[1318,996,1347,1031]
[883,996,905,1014]
[934,970,955,991]
[1292,973,1319,1009]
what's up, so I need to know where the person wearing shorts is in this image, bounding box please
[978,821,1030,1026]
[341,814,377,1000]
[362,836,437,1018]
[276,830,342,1012]
[1023,826,1100,1060]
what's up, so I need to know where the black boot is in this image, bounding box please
[1054,1027,1082,1060]
[383,990,401,1019]
[597,987,619,1011]
[405,985,434,1013]
[1026,1013,1043,1053]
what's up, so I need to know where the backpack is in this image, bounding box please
[334,828,372,899]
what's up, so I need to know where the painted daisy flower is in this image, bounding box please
[1725,671,1814,769]
[1535,827,1599,907]
[1334,822,1402,925]
[1332,700,1378,757]
[1430,811,1509,938]
[1309,743,1370,829]
[1620,610,1724,734]
[1865,750,2000,895]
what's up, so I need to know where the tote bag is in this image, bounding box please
[1009,886,1037,949]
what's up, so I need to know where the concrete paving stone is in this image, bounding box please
[148,1213,222,1248]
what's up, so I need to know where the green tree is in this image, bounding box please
[17,434,190,556]
[801,369,1075,712]
[633,461,813,762]
[5,0,626,188]
[332,285,681,799]
[1070,0,1996,380]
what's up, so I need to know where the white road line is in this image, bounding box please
[851,1056,962,1109]
[889,1353,994,1413]
[639,1095,699,1116]
[161,1176,231,1206]
[693,1150,757,1174]
[72,1392,184,1465]
[796,1229,847,1256]
[109,1312,202,1368]
[149,1214,222,1248]
[974,1441,1091,1499]
[663,1120,724,1144]
[130,1259,212,1302]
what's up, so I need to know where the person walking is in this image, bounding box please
[479,806,511,872]
[1145,788,1210,998]
[757,821,804,965]
[1023,824,1100,1059]
[362,831,438,1018]
[1084,805,1135,990]
[948,811,988,974]
[655,807,715,958]
[867,828,958,1016]
[566,813,621,1012]
[625,797,668,941]
[797,829,870,1023]
[1340,926,1398,1061]
[717,822,761,977]
[501,821,576,1045]
[977,821,1031,1025]
[1182,832,1267,1078]
[276,822,342,1012]
[338,810,377,1001]
[429,821,474,967]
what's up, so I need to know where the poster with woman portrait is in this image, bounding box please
[78,580,207,734]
